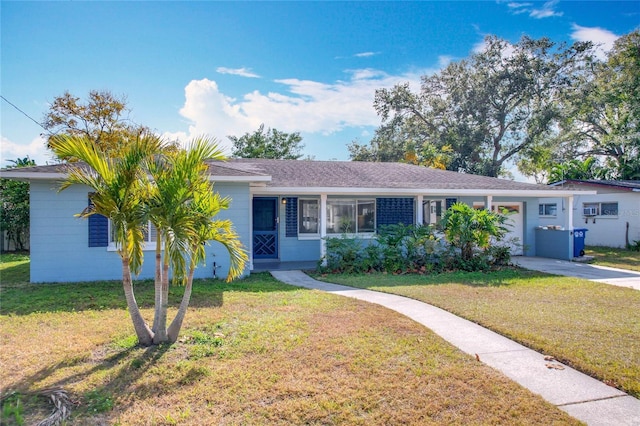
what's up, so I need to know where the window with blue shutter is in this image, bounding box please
[376,198,415,230]
[87,196,108,247]
[446,198,457,210]
[285,197,298,237]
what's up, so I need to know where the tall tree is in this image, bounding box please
[229,124,304,159]
[363,35,592,177]
[0,157,36,251]
[50,133,247,346]
[43,90,150,155]
[548,157,602,183]
[50,134,164,346]
[558,30,640,180]
[166,160,247,343]
[146,136,247,344]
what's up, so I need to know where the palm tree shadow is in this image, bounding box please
[1,274,300,315]
[2,342,173,423]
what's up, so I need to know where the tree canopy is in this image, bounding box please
[353,35,595,178]
[229,124,304,159]
[43,90,151,155]
[0,157,36,252]
[556,30,640,180]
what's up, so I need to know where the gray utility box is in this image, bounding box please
[535,228,573,260]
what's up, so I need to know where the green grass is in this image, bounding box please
[0,253,30,284]
[318,269,640,398]
[586,245,640,272]
[0,260,580,425]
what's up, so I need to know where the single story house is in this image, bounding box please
[1,159,595,282]
[539,180,640,248]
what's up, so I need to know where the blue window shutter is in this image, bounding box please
[376,198,415,230]
[88,197,108,247]
[285,197,298,237]
[446,198,457,210]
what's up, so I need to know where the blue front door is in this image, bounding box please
[253,197,278,259]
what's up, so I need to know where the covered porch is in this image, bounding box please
[248,191,583,271]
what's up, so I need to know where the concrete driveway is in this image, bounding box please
[512,257,640,290]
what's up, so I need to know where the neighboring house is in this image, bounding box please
[0,159,594,282]
[539,180,640,249]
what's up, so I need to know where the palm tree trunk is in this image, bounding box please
[152,238,162,333]
[121,257,154,346]
[167,266,195,343]
[152,258,170,344]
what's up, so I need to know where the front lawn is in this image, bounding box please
[0,270,579,424]
[586,245,640,272]
[319,270,640,399]
[0,253,30,283]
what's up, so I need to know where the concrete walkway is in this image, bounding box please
[512,256,640,290]
[270,270,640,426]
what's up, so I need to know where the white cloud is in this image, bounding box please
[0,135,54,166]
[502,0,562,19]
[171,68,426,153]
[438,55,454,68]
[507,2,532,8]
[570,24,619,61]
[472,38,515,58]
[472,39,488,54]
[529,0,563,18]
[216,67,260,78]
[507,2,532,14]
[354,51,379,58]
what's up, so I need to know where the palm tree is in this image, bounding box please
[147,136,248,344]
[50,134,166,346]
[442,203,508,261]
[167,174,248,343]
[51,134,247,346]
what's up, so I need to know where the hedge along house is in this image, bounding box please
[1,158,594,282]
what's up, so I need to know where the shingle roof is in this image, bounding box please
[1,158,591,195]
[213,158,562,192]
[552,179,640,191]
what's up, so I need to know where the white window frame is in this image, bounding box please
[583,201,619,218]
[108,220,158,251]
[539,203,557,217]
[298,198,320,239]
[325,198,376,237]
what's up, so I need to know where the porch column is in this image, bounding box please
[320,193,327,265]
[565,195,574,230]
[416,195,424,225]
[485,195,493,211]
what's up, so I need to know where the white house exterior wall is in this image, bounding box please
[539,192,640,248]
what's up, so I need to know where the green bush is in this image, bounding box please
[320,224,444,274]
[319,205,513,275]
[441,202,508,262]
[323,237,367,273]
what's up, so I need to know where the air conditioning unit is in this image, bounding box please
[583,207,597,216]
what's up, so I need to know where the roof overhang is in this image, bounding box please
[0,171,66,181]
[0,170,272,184]
[250,186,596,197]
[208,175,271,183]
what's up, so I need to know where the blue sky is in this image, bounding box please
[2,1,638,171]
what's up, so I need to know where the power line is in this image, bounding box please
[0,95,50,133]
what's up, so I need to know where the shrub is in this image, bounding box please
[319,206,513,275]
[441,203,508,262]
[320,224,443,274]
[323,237,367,273]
